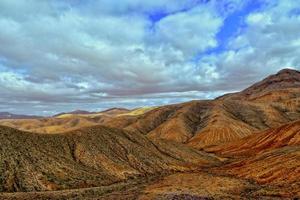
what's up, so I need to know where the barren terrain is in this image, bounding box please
[0,69,299,199]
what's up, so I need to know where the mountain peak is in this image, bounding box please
[276,68,300,75]
[240,68,300,96]
[216,68,300,101]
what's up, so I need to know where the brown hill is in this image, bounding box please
[1,69,299,148]
[0,125,220,193]
[0,108,153,134]
[120,95,299,148]
[206,120,300,156]
[53,110,95,117]
[222,69,300,101]
[119,68,300,148]
[202,120,300,197]
[139,119,300,199]
[0,117,101,134]
[98,108,131,116]
[0,69,299,199]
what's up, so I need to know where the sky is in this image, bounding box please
[0,0,300,115]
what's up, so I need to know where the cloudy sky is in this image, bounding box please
[0,0,299,115]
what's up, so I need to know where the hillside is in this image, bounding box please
[0,107,155,134]
[206,120,300,156]
[0,125,220,193]
[226,69,300,101]
[1,69,299,149]
[138,119,300,199]
[204,121,300,197]
[122,69,300,148]
[0,69,299,199]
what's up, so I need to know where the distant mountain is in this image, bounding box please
[98,107,131,115]
[0,112,42,119]
[53,108,131,118]
[53,110,95,117]
[0,108,153,134]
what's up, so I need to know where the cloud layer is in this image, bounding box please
[0,0,299,115]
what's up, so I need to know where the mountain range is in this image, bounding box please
[0,68,299,199]
[0,112,42,120]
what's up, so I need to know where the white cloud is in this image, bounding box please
[153,5,222,57]
[0,0,299,114]
[202,0,300,90]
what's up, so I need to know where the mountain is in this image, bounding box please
[53,110,96,118]
[54,108,131,118]
[0,69,299,199]
[120,68,300,148]
[0,117,103,134]
[98,108,131,115]
[0,107,157,134]
[1,69,299,148]
[0,112,42,119]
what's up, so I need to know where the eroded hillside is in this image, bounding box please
[0,125,220,193]
[0,69,299,199]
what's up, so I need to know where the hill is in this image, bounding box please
[1,69,299,148]
[233,68,300,100]
[206,120,300,156]
[202,120,300,197]
[0,69,299,199]
[0,125,220,193]
[53,110,95,118]
[122,68,300,148]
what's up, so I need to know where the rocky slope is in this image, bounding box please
[206,120,300,156]
[0,125,220,193]
[124,69,300,148]
[203,120,300,197]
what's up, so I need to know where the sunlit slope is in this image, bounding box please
[0,117,100,134]
[206,120,300,197]
[122,94,299,148]
[206,120,300,156]
[122,69,300,148]
[0,107,155,134]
